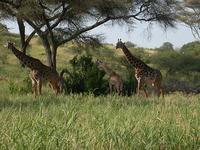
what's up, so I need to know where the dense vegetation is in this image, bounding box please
[0,33,199,149]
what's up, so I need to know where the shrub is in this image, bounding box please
[180,41,200,56]
[150,51,200,74]
[123,73,137,96]
[62,55,107,95]
[120,57,137,95]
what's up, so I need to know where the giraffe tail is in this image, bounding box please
[160,86,164,98]
[59,69,73,93]
[59,69,73,78]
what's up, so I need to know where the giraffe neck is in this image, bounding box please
[9,45,44,70]
[101,65,114,76]
[10,45,26,61]
[121,45,147,68]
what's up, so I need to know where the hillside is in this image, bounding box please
[0,33,200,94]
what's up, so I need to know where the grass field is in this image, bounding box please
[0,34,199,149]
[0,93,199,149]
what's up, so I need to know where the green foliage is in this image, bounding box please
[0,32,18,64]
[123,73,137,96]
[150,51,200,73]
[180,41,200,56]
[120,57,137,95]
[0,32,20,44]
[125,41,136,48]
[8,76,32,95]
[149,50,200,92]
[63,55,107,95]
[157,42,174,51]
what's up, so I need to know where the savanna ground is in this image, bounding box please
[0,33,199,149]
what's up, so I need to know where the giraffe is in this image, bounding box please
[6,42,63,96]
[96,59,123,95]
[116,39,163,97]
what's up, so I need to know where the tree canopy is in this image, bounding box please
[0,0,178,69]
[177,0,200,40]
[180,41,200,56]
[158,42,174,51]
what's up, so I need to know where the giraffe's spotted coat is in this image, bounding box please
[116,40,163,97]
[96,60,123,95]
[7,42,63,96]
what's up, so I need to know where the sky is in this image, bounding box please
[5,20,197,49]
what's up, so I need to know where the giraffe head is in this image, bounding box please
[49,76,64,95]
[4,42,14,50]
[116,39,125,49]
[95,59,105,70]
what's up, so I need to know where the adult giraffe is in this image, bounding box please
[6,42,63,96]
[116,39,163,97]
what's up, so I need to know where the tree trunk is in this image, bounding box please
[17,18,26,53]
[17,18,26,67]
[41,36,54,68]
[51,46,57,70]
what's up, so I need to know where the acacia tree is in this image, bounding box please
[0,0,178,70]
[159,42,174,51]
[177,0,200,40]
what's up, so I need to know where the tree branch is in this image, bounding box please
[57,17,110,46]
[50,3,72,31]
[57,12,159,46]
[0,0,18,8]
[39,0,56,46]
[22,30,36,53]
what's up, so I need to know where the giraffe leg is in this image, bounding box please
[118,82,123,96]
[137,78,142,96]
[37,79,42,95]
[143,87,148,98]
[29,74,37,96]
[109,82,113,94]
[137,78,148,97]
[116,84,120,95]
[154,81,162,98]
[50,82,59,95]
[32,79,37,96]
[120,82,123,96]
[55,84,59,95]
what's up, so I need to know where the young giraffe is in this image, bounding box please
[116,39,163,97]
[96,59,123,95]
[6,42,63,96]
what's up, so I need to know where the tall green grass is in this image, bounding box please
[0,93,199,149]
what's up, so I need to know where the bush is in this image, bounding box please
[123,73,137,96]
[150,51,200,74]
[62,55,107,95]
[180,41,200,56]
[120,57,137,96]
